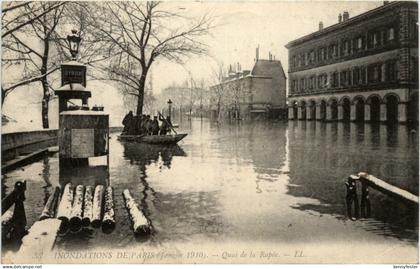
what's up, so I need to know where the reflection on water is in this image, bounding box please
[1,119,418,252]
[59,164,109,187]
[287,121,418,242]
[122,143,187,170]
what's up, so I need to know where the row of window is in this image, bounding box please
[291,26,396,69]
[290,61,398,93]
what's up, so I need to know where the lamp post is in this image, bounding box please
[67,29,81,60]
[167,99,173,119]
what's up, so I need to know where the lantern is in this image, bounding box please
[67,29,81,60]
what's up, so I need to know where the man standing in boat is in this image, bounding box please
[159,114,172,135]
[151,116,160,135]
[145,115,152,135]
[122,111,133,135]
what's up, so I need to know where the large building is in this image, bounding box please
[210,51,287,120]
[285,1,418,123]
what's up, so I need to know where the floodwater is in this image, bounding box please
[2,119,419,263]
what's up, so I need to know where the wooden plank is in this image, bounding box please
[17,219,61,257]
[47,146,59,153]
[357,172,418,205]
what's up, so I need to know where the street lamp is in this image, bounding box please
[67,29,81,60]
[167,99,173,118]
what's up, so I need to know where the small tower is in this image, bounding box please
[56,30,109,167]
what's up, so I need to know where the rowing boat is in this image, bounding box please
[117,133,187,145]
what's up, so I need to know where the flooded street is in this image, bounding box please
[2,119,418,263]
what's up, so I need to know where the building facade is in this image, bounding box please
[285,1,418,123]
[210,55,287,120]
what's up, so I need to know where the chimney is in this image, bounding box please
[256,45,259,61]
[269,52,272,61]
[319,21,324,31]
[338,13,342,23]
[343,11,349,21]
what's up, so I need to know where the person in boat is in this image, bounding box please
[144,115,152,135]
[133,115,143,135]
[137,114,145,135]
[151,116,160,135]
[166,116,172,127]
[159,114,172,135]
[122,111,133,134]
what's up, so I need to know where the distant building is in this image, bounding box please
[156,84,210,121]
[210,50,287,120]
[285,1,418,123]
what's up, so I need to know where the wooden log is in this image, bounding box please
[82,186,94,226]
[122,189,151,235]
[39,187,61,220]
[91,185,104,228]
[56,183,74,234]
[101,186,115,233]
[69,185,85,233]
[357,172,419,205]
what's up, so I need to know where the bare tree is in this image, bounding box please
[87,1,214,116]
[1,1,66,107]
[186,72,202,119]
[1,1,65,39]
[2,2,112,128]
[210,62,228,122]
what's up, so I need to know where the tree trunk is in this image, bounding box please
[41,36,50,129]
[41,78,50,129]
[136,73,147,116]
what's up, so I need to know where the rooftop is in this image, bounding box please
[252,59,286,79]
[285,1,413,49]
[212,59,286,86]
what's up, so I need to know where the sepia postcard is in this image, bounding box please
[1,0,418,266]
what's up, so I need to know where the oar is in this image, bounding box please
[158,112,177,135]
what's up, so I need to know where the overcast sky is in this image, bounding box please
[151,1,384,91]
[3,1,385,131]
